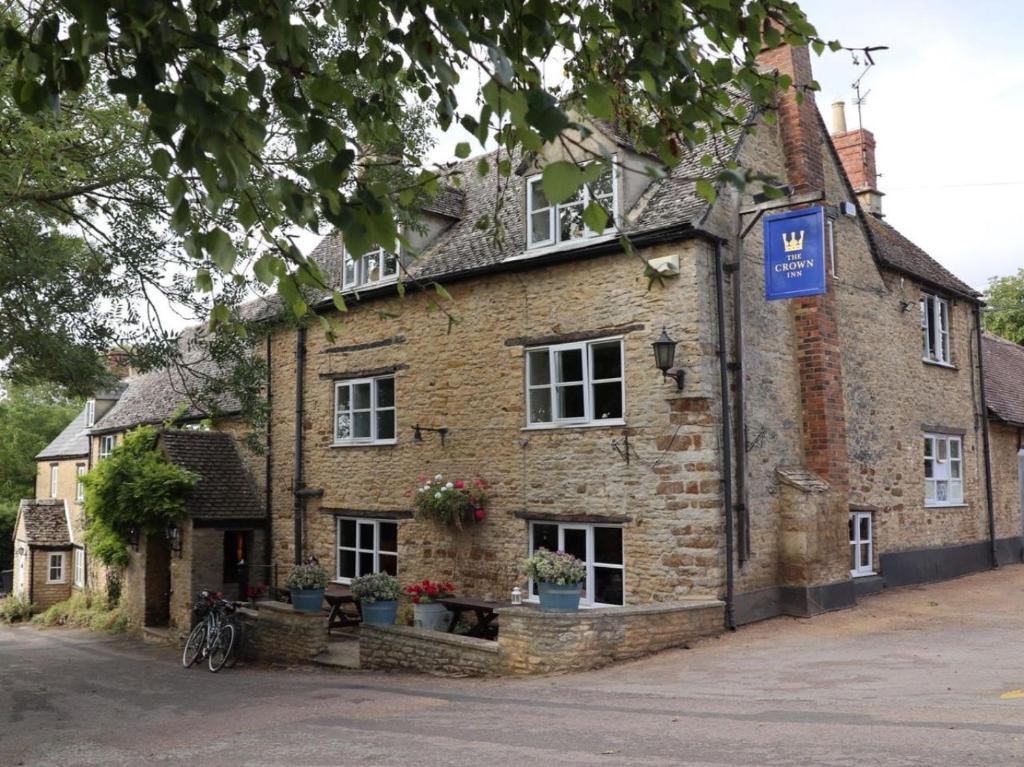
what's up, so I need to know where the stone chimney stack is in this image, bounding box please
[830,101,883,216]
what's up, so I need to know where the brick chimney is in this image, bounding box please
[830,100,883,216]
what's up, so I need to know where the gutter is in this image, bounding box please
[974,305,998,567]
[293,326,307,565]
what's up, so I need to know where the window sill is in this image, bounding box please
[922,358,957,370]
[850,570,877,578]
[522,419,626,432]
[507,232,619,263]
[330,440,398,448]
[341,275,399,294]
[46,579,64,585]
[924,502,968,509]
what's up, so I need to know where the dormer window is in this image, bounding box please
[85,400,95,428]
[527,160,617,249]
[343,246,398,290]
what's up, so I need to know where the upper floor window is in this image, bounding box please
[49,464,59,498]
[527,521,624,606]
[76,464,86,502]
[333,376,396,445]
[343,246,398,290]
[99,434,116,460]
[84,400,96,428]
[921,294,951,365]
[924,433,963,506]
[526,161,616,249]
[526,339,624,427]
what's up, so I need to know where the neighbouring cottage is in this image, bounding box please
[983,334,1024,548]
[11,500,77,610]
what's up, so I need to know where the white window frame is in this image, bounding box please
[84,400,95,428]
[525,338,625,428]
[526,160,618,249]
[921,294,951,365]
[73,547,85,588]
[75,464,86,502]
[342,245,399,290]
[849,511,874,577]
[49,464,59,498]
[335,517,399,584]
[47,552,66,584]
[924,433,964,507]
[332,376,396,446]
[99,434,116,459]
[526,521,624,607]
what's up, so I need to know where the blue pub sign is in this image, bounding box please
[763,206,827,300]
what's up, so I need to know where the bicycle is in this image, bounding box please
[182,590,242,672]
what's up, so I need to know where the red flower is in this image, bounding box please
[454,479,465,489]
[473,478,485,488]
[474,508,486,522]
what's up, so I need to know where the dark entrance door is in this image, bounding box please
[144,533,171,627]
[222,530,250,601]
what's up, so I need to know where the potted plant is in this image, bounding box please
[351,572,401,625]
[522,548,586,612]
[286,563,329,613]
[404,579,456,631]
[412,474,489,529]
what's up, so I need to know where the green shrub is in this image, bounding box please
[30,591,129,634]
[0,594,34,623]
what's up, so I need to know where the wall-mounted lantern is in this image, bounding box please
[652,327,686,390]
[126,525,140,551]
[165,523,183,559]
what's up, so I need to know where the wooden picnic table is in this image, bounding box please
[438,597,511,639]
[324,583,362,631]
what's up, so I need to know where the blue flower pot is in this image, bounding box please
[538,581,582,612]
[361,599,398,625]
[290,588,325,613]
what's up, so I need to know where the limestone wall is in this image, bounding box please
[239,601,328,663]
[360,624,500,676]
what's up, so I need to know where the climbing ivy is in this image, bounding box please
[82,426,197,567]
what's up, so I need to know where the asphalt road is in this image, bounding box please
[5,566,1024,766]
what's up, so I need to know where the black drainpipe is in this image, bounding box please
[264,333,273,579]
[974,306,998,568]
[27,546,34,605]
[712,237,736,630]
[293,326,306,565]
[729,213,749,562]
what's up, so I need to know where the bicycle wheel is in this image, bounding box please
[225,618,243,669]
[182,622,207,668]
[207,623,235,672]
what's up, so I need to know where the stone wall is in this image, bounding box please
[990,423,1023,553]
[239,601,328,663]
[268,239,728,604]
[27,548,72,610]
[360,624,500,676]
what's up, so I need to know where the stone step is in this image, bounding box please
[314,639,360,670]
[142,625,173,646]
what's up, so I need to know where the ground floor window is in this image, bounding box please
[527,521,624,605]
[336,518,398,583]
[47,552,66,584]
[849,512,874,577]
[924,433,963,506]
[73,547,85,588]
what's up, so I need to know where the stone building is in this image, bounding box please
[983,334,1024,550]
[260,40,1022,628]
[10,499,77,610]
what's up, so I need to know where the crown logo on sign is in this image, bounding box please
[782,230,805,252]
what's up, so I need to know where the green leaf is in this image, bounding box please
[206,228,236,272]
[696,179,717,204]
[195,268,213,292]
[454,141,471,159]
[151,148,172,178]
[165,176,187,206]
[541,161,584,204]
[253,253,276,286]
[584,83,613,121]
[433,282,452,302]
[582,202,608,234]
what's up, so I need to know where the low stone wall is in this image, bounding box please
[360,624,500,676]
[359,598,724,676]
[239,601,328,664]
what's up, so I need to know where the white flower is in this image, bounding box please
[445,482,454,489]
[434,474,443,481]
[434,492,442,499]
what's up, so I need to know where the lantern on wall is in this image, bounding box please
[652,327,686,390]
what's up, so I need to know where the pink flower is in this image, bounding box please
[454,480,465,489]
[473,508,486,522]
[473,478,484,488]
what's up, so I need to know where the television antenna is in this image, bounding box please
[845,46,889,132]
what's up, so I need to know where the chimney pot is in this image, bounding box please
[831,101,847,135]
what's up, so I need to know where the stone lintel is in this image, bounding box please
[503,323,645,348]
[513,510,631,524]
[318,364,409,381]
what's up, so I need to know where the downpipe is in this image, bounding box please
[974,306,998,568]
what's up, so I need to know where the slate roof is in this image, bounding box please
[91,329,242,434]
[159,430,264,521]
[862,215,979,299]
[301,120,742,299]
[18,499,70,546]
[983,334,1024,427]
[36,408,90,460]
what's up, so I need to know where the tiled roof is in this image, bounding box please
[983,334,1024,427]
[862,215,979,299]
[159,430,264,521]
[19,499,70,546]
[422,185,465,219]
[36,408,89,460]
[91,329,242,433]
[301,122,741,297]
